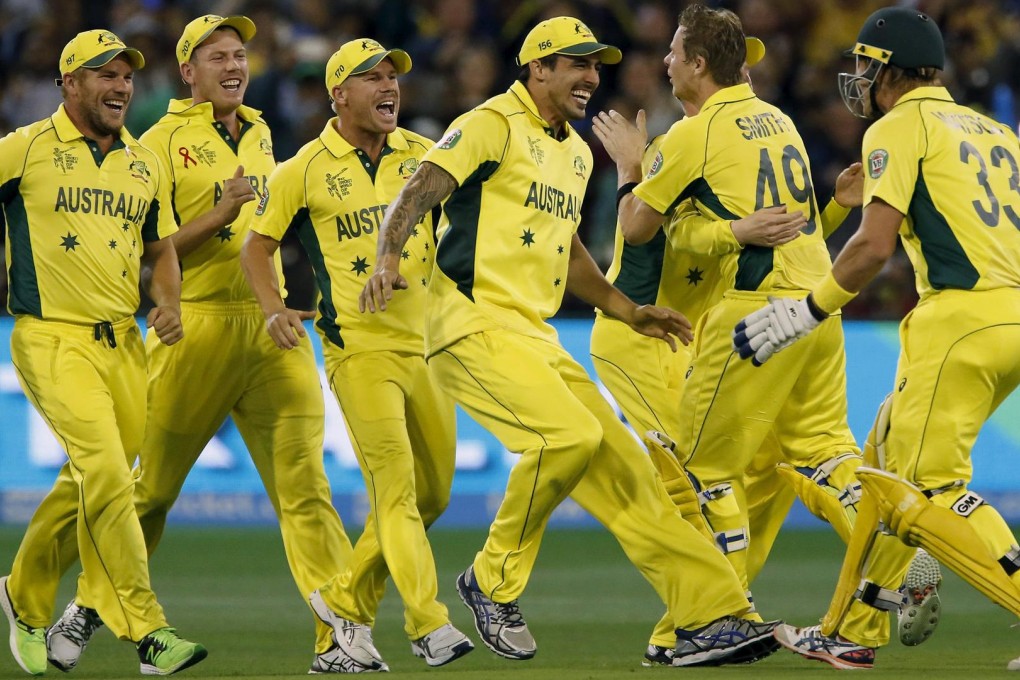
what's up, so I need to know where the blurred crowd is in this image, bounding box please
[3,0,1020,319]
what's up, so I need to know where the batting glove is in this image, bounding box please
[732,295,827,366]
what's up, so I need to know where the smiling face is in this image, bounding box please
[534,54,601,128]
[64,54,134,139]
[334,57,400,137]
[182,27,247,113]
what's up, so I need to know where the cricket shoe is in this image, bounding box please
[47,600,104,671]
[455,566,535,660]
[774,623,875,670]
[308,590,388,672]
[309,643,389,674]
[1,575,46,676]
[1008,654,1020,671]
[673,616,781,667]
[136,627,207,675]
[898,548,942,646]
[410,623,474,666]
[642,644,674,666]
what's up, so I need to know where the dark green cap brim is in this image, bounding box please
[352,49,412,76]
[556,42,622,64]
[82,47,145,70]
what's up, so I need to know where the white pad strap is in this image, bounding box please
[853,579,902,612]
[714,528,748,554]
[808,452,859,485]
[1000,545,1020,576]
[698,482,733,506]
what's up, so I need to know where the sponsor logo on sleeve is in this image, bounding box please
[437,128,462,150]
[868,149,889,179]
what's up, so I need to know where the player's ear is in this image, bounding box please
[180,62,193,86]
[332,85,346,107]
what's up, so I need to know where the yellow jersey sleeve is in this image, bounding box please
[0,128,30,192]
[632,119,695,216]
[250,156,303,242]
[668,200,741,256]
[141,147,178,242]
[422,109,510,186]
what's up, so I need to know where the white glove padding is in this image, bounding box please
[732,296,824,366]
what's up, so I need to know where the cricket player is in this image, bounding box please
[732,8,1020,670]
[242,38,473,672]
[42,16,353,674]
[611,5,865,617]
[358,16,782,668]
[0,29,206,676]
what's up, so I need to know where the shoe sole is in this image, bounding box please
[1,576,43,676]
[899,550,942,646]
[774,626,873,671]
[411,637,475,667]
[672,625,780,667]
[455,571,535,661]
[140,646,208,676]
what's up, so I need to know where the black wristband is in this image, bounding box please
[805,294,830,321]
[616,182,639,209]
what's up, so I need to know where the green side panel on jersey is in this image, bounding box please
[141,197,162,242]
[3,181,41,316]
[910,170,980,290]
[678,177,775,291]
[614,230,666,305]
[293,208,344,348]
[436,161,500,301]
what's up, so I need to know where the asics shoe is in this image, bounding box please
[642,644,674,666]
[410,623,474,667]
[47,601,104,671]
[308,590,388,672]
[136,627,207,675]
[309,643,389,674]
[774,623,875,670]
[898,548,942,646]
[673,616,780,667]
[455,566,535,660]
[1,575,46,676]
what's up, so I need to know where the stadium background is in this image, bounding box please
[4,0,1020,527]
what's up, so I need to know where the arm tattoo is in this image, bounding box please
[379,161,457,257]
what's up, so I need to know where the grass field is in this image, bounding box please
[1,526,1018,679]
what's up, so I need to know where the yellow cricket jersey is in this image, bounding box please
[1,104,176,323]
[250,120,435,355]
[423,81,591,353]
[633,83,831,294]
[862,86,1020,298]
[140,99,282,302]
[602,135,738,324]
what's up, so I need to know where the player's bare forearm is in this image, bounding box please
[377,161,456,259]
[361,162,456,313]
[141,238,184,344]
[141,237,181,310]
[619,193,667,245]
[565,234,634,319]
[240,231,286,318]
[829,199,902,292]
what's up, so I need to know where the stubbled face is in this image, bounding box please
[665,25,696,102]
[335,58,400,135]
[65,55,133,138]
[183,28,247,112]
[544,55,601,122]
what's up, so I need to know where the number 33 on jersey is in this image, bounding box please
[862,86,1020,297]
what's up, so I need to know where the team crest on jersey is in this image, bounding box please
[254,186,269,215]
[437,128,462,150]
[573,155,586,179]
[259,138,273,156]
[868,149,888,179]
[129,160,150,183]
[325,168,353,199]
[647,151,664,178]
[528,136,545,165]
[52,147,79,174]
[398,158,419,179]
